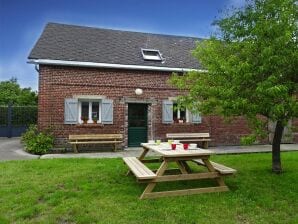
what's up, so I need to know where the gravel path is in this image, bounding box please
[0,138,297,161]
[0,137,39,161]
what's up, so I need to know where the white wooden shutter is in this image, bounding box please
[162,100,173,124]
[101,99,113,124]
[192,112,202,124]
[64,98,78,124]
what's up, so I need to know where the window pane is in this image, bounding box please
[173,103,178,122]
[173,103,186,122]
[142,49,162,61]
[143,50,159,56]
[81,102,89,119]
[92,102,99,120]
[180,109,186,120]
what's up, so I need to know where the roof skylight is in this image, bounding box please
[141,48,162,61]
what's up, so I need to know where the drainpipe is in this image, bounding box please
[151,105,154,140]
[34,64,39,72]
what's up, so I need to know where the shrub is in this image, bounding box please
[21,124,38,143]
[21,125,54,155]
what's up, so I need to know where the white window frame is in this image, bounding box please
[173,103,190,123]
[141,48,162,61]
[78,100,102,124]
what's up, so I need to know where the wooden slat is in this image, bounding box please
[69,134,123,153]
[152,172,220,182]
[140,186,229,199]
[166,133,210,138]
[124,157,156,179]
[211,162,237,175]
[192,159,237,175]
[69,135,123,139]
[166,133,211,149]
[179,139,211,142]
[141,143,213,157]
[140,159,162,163]
[69,140,122,144]
[70,134,123,137]
[123,157,156,180]
[69,136,122,140]
[69,134,123,140]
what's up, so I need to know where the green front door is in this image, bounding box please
[128,103,148,147]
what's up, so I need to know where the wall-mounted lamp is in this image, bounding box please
[135,88,143,95]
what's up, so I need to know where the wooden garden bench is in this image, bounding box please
[123,157,157,180]
[69,134,123,153]
[192,159,237,175]
[166,133,211,148]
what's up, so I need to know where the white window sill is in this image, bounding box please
[76,123,104,127]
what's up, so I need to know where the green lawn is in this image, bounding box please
[0,152,297,224]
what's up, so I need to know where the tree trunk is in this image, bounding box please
[272,120,284,174]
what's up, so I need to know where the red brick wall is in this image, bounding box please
[293,118,298,143]
[38,65,274,147]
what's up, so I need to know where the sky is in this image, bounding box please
[0,0,246,91]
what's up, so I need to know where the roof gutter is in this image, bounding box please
[27,59,206,73]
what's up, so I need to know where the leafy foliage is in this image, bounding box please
[171,0,298,142]
[21,124,38,144]
[0,77,37,105]
[21,125,54,155]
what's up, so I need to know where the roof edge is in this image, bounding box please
[45,22,204,40]
[28,59,206,73]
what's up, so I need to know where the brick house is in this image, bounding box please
[28,23,297,148]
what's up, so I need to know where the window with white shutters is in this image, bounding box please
[64,97,113,124]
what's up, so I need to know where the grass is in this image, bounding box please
[0,152,297,224]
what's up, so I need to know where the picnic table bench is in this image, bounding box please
[166,132,211,148]
[192,159,236,175]
[69,134,123,153]
[123,157,157,180]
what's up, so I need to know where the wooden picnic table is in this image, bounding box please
[123,142,236,199]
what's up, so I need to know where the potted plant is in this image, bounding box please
[93,118,98,124]
[92,113,98,124]
[81,116,88,124]
[179,117,186,123]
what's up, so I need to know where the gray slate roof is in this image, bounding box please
[29,23,202,69]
